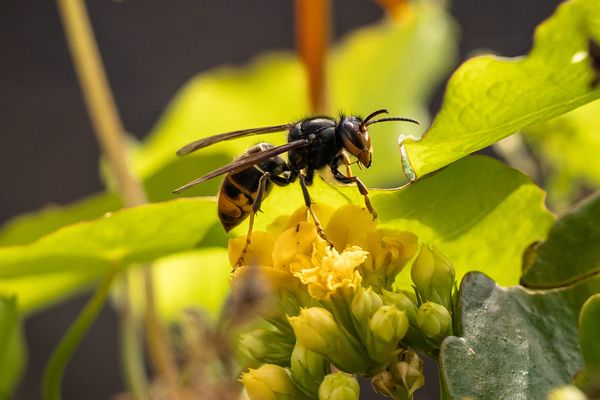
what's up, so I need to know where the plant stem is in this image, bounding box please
[56,0,145,206]
[295,0,330,114]
[376,0,412,23]
[42,265,119,400]
[56,0,179,397]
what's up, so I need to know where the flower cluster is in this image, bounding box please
[233,205,456,400]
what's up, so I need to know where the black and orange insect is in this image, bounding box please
[173,109,418,266]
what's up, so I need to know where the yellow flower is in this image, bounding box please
[326,205,418,289]
[290,235,368,300]
[228,230,275,267]
[241,364,304,400]
[229,204,418,301]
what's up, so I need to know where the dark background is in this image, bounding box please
[0,1,562,398]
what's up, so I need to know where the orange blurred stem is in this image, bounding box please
[376,0,412,23]
[295,0,331,114]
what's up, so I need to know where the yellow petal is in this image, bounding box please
[228,231,275,267]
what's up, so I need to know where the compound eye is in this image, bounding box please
[339,120,372,167]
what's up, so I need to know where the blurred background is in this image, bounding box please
[0,0,562,398]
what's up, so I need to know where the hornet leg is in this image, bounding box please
[234,172,271,269]
[331,166,377,220]
[298,173,333,246]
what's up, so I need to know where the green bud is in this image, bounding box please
[239,328,295,368]
[411,245,455,309]
[289,307,369,373]
[390,350,425,397]
[416,302,452,340]
[318,372,360,400]
[370,305,408,343]
[367,305,408,363]
[382,289,418,323]
[291,343,328,397]
[351,287,383,340]
[241,364,307,400]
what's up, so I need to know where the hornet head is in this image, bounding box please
[336,109,419,168]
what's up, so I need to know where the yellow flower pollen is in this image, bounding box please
[290,235,368,300]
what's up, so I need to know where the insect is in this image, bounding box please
[173,109,419,267]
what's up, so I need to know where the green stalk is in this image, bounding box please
[42,266,119,400]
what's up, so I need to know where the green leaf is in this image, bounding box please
[0,272,101,315]
[0,297,25,398]
[233,155,553,286]
[42,269,117,400]
[0,198,216,279]
[400,0,600,180]
[0,193,121,246]
[523,99,600,209]
[521,192,600,288]
[136,54,306,189]
[151,248,230,321]
[440,272,600,399]
[575,293,600,392]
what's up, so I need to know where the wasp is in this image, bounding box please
[173,109,418,267]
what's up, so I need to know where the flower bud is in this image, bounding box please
[351,287,383,340]
[411,245,455,309]
[291,344,328,397]
[241,364,307,400]
[371,371,395,397]
[370,305,409,343]
[390,349,425,397]
[318,372,360,400]
[289,307,368,373]
[381,290,418,323]
[416,302,452,340]
[238,328,295,368]
[367,305,408,363]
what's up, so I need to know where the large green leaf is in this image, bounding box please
[229,155,553,286]
[0,272,101,315]
[0,297,25,397]
[0,193,121,246]
[0,199,216,279]
[400,0,600,180]
[521,192,600,288]
[523,99,600,209]
[440,272,600,399]
[377,156,554,286]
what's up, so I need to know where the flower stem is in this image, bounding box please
[55,0,179,397]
